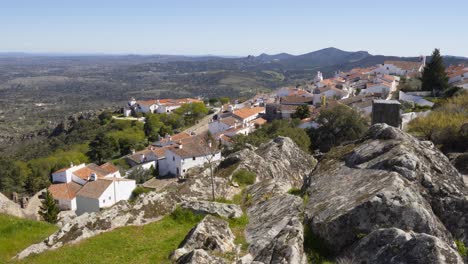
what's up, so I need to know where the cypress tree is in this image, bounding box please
[39,190,59,223]
[421,49,450,96]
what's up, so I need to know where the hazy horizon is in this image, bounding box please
[2,0,468,57]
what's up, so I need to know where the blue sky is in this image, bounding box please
[1,0,467,57]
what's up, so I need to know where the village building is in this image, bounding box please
[125,98,202,116]
[372,58,425,77]
[49,162,135,214]
[446,64,468,85]
[164,138,222,177]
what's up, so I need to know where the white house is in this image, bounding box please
[447,67,468,84]
[75,177,135,215]
[312,87,349,105]
[372,59,425,77]
[232,107,265,124]
[165,140,222,177]
[127,98,202,115]
[49,162,134,214]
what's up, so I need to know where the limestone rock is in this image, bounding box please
[252,217,307,264]
[244,179,292,206]
[180,200,243,219]
[303,124,468,259]
[171,215,235,262]
[176,249,227,264]
[346,228,463,264]
[246,193,305,259]
[226,137,316,188]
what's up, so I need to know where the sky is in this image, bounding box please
[1,0,467,57]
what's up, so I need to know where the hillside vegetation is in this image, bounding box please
[408,91,468,152]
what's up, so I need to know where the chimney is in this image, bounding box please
[89,173,97,181]
[70,162,74,168]
[140,154,146,163]
[131,149,136,155]
[208,141,212,148]
[178,140,183,149]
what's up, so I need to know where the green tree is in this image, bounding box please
[0,158,28,196]
[308,104,368,152]
[291,105,311,120]
[421,49,450,96]
[219,97,230,105]
[39,190,59,223]
[98,111,113,125]
[88,132,119,164]
[144,114,164,141]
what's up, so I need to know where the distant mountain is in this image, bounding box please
[253,53,295,62]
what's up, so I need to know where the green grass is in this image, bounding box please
[17,208,203,264]
[0,214,57,263]
[232,169,256,187]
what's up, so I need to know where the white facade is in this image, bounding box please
[76,179,135,215]
[209,120,232,135]
[165,148,222,177]
[399,91,434,107]
[51,163,86,183]
[56,197,77,211]
[449,72,467,84]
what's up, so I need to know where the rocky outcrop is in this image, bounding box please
[176,249,227,264]
[303,124,468,261]
[180,200,243,219]
[252,217,307,264]
[347,228,463,264]
[242,179,308,263]
[0,192,26,219]
[176,165,240,200]
[171,215,235,262]
[226,137,316,188]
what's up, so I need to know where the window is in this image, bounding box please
[109,196,111,200]
[193,157,196,160]
[103,199,106,203]
[173,156,175,161]
[183,169,186,172]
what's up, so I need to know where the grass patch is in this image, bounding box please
[227,215,249,255]
[232,169,256,187]
[287,187,303,196]
[455,239,467,257]
[18,209,203,264]
[0,214,57,263]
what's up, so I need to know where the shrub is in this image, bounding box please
[170,207,204,224]
[232,169,256,186]
[456,239,467,257]
[130,186,150,200]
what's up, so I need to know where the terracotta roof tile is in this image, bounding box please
[232,107,265,120]
[384,61,422,71]
[48,182,83,200]
[100,163,119,174]
[76,180,113,199]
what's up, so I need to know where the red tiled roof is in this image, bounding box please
[384,61,422,71]
[100,163,119,174]
[232,107,265,120]
[48,182,83,200]
[76,180,113,199]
